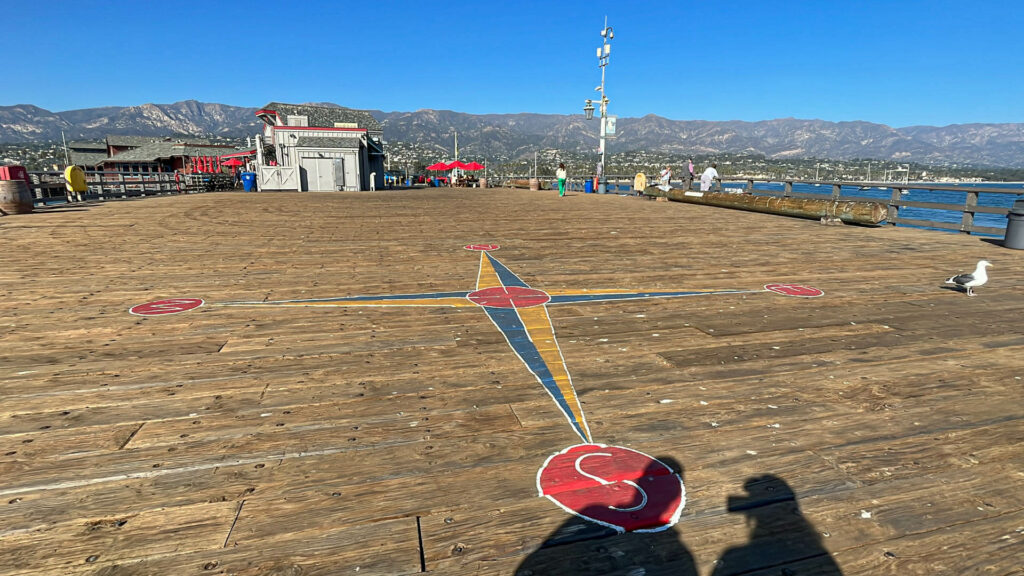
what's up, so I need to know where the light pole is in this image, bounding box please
[584,18,612,194]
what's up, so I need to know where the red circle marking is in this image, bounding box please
[129,298,205,316]
[764,283,824,297]
[464,244,500,251]
[467,286,550,308]
[538,444,685,533]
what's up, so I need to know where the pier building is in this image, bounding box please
[254,102,385,192]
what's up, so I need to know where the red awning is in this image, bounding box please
[219,149,257,159]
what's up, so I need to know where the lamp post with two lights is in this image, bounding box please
[583,19,613,194]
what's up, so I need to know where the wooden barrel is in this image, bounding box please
[529,178,539,191]
[0,180,34,215]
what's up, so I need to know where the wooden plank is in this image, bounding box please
[828,509,1024,575]
[57,517,422,576]
[1,501,237,575]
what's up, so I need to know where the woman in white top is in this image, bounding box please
[556,163,567,197]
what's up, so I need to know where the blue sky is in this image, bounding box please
[4,0,1022,127]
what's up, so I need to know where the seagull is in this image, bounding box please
[945,260,992,296]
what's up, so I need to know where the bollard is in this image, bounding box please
[1004,197,1024,250]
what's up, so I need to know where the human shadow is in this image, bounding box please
[711,475,843,575]
[515,456,697,576]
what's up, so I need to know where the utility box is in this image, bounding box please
[0,165,31,188]
[1004,197,1024,250]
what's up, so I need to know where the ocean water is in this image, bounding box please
[728,182,1024,234]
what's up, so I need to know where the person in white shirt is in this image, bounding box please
[556,163,567,197]
[700,163,719,191]
[658,165,672,191]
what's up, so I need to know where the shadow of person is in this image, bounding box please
[515,456,697,576]
[711,475,843,575]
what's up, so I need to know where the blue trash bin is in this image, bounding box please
[240,172,256,192]
[584,179,593,194]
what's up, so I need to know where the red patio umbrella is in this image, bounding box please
[462,161,485,171]
[222,158,244,167]
[449,160,469,170]
[425,162,451,171]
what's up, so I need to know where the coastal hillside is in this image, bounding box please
[2,101,1023,168]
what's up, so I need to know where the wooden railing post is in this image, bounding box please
[961,190,978,234]
[118,174,126,198]
[888,188,902,225]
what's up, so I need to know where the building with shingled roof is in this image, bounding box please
[66,141,108,169]
[95,138,240,173]
[255,102,385,192]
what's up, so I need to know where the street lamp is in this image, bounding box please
[583,18,613,194]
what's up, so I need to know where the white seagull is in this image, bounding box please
[945,260,992,296]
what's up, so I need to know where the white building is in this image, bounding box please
[255,102,385,192]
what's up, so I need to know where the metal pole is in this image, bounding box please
[61,131,70,167]
[597,17,611,194]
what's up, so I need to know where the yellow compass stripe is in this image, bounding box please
[222,297,477,308]
[476,252,504,290]
[515,304,591,442]
[543,288,726,296]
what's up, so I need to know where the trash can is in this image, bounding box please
[584,179,593,194]
[1004,197,1024,250]
[240,172,256,192]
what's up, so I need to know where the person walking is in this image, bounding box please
[556,163,567,197]
[700,163,719,192]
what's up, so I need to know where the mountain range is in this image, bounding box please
[2,100,1022,168]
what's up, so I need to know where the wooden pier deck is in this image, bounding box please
[1,188,1021,575]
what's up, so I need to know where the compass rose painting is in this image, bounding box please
[129,244,823,532]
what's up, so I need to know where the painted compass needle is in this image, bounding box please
[214,245,776,443]
[130,244,824,532]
